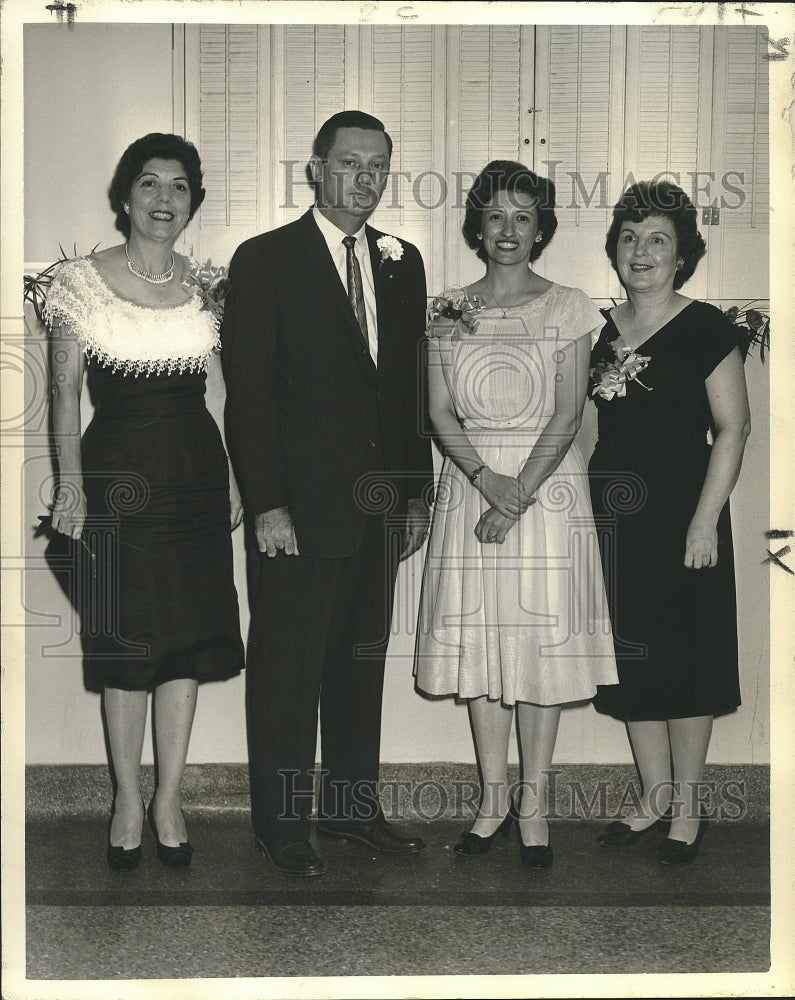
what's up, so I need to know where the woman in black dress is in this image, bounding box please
[45,134,244,869]
[588,180,751,863]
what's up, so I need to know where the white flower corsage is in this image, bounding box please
[376,235,404,266]
[426,287,485,343]
[182,258,230,322]
[590,333,652,401]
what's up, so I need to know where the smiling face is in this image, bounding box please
[311,127,390,229]
[479,188,540,268]
[126,158,192,244]
[615,214,680,294]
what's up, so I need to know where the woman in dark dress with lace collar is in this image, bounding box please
[45,134,244,870]
[588,180,751,864]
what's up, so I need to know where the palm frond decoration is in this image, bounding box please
[722,300,770,364]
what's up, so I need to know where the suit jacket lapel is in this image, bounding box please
[298,211,375,362]
[367,227,396,370]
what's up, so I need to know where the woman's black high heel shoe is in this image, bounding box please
[512,795,553,869]
[597,810,673,847]
[454,809,515,855]
[658,814,709,865]
[147,799,194,868]
[106,801,143,871]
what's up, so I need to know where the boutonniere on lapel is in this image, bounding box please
[376,235,404,271]
[589,330,652,401]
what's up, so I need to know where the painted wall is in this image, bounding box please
[22,23,770,767]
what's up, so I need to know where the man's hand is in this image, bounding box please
[401,497,430,560]
[255,507,299,557]
[229,469,244,531]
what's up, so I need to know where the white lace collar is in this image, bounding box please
[43,256,220,377]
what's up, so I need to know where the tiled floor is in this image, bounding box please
[25,811,770,981]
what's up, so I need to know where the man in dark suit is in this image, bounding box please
[222,111,433,876]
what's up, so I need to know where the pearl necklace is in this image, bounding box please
[125,243,174,285]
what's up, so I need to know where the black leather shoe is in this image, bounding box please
[255,835,327,877]
[147,800,193,869]
[597,813,671,847]
[519,840,554,869]
[454,810,515,855]
[106,800,143,871]
[107,839,142,871]
[317,814,426,854]
[658,816,709,865]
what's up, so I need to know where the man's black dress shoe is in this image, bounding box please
[255,835,327,877]
[658,815,709,865]
[317,814,426,854]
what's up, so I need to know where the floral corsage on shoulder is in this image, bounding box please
[426,287,485,343]
[589,328,652,401]
[182,258,231,322]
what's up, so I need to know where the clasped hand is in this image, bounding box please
[476,469,534,519]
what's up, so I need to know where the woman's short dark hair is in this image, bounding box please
[605,180,706,290]
[462,160,558,264]
[108,133,206,238]
[313,110,393,161]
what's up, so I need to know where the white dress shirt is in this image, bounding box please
[312,205,379,365]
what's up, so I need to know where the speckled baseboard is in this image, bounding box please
[25,762,769,822]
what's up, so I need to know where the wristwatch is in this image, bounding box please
[468,464,487,485]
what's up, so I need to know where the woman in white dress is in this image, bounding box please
[415,161,617,867]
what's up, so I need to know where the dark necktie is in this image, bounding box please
[342,235,369,343]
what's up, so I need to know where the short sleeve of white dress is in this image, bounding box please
[550,285,605,347]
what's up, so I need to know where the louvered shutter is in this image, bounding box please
[622,26,712,300]
[440,25,527,291]
[533,25,624,297]
[365,25,437,277]
[278,25,348,227]
[191,25,261,264]
[707,26,769,297]
[627,26,710,183]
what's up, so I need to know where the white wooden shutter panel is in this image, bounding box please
[197,25,260,246]
[279,25,348,226]
[442,25,525,290]
[534,25,622,297]
[623,25,711,193]
[706,26,769,298]
[457,26,523,171]
[367,25,436,268]
[720,27,769,232]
